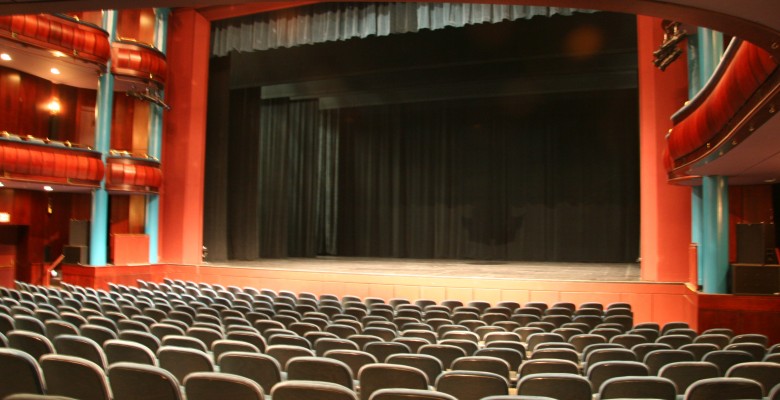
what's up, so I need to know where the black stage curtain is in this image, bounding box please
[337,91,638,262]
[204,87,639,262]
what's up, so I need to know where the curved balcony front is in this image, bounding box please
[0,134,104,188]
[106,155,162,194]
[111,40,167,89]
[665,39,779,183]
[0,13,110,66]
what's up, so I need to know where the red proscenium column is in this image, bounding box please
[637,15,691,282]
[160,9,210,265]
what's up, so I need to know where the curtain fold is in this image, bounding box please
[211,2,593,56]
[336,91,639,262]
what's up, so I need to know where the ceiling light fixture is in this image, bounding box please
[43,185,54,191]
[50,67,60,75]
[51,51,67,58]
[0,53,11,61]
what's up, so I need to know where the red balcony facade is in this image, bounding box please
[0,136,104,187]
[106,156,162,193]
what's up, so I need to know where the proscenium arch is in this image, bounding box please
[1,0,778,57]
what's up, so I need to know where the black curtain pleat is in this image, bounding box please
[336,91,639,262]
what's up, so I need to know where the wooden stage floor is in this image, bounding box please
[208,257,643,282]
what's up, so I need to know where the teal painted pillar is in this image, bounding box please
[146,8,169,264]
[90,10,117,266]
[692,186,703,286]
[688,28,723,288]
[702,176,729,293]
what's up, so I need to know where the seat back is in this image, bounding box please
[157,346,214,382]
[8,330,55,360]
[184,371,264,400]
[40,354,112,400]
[386,353,443,385]
[104,339,157,366]
[53,334,108,370]
[218,351,283,393]
[644,349,695,374]
[516,372,592,400]
[702,350,754,376]
[358,363,429,400]
[0,348,45,399]
[658,361,720,395]
[108,362,183,400]
[271,380,357,400]
[369,388,457,400]
[586,360,649,393]
[725,361,780,396]
[419,344,467,369]
[598,375,676,400]
[435,370,509,400]
[287,356,354,389]
[683,377,763,400]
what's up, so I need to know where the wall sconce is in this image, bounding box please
[47,98,62,115]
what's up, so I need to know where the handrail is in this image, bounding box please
[670,37,741,124]
[41,253,65,286]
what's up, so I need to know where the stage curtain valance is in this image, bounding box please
[210,2,593,57]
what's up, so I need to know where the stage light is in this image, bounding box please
[0,53,11,61]
[653,20,687,71]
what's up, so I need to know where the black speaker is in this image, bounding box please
[736,223,776,264]
[732,264,780,295]
[69,220,90,247]
[63,245,88,265]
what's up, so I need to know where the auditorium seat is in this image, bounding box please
[724,342,767,361]
[370,388,457,400]
[394,337,430,353]
[597,375,676,400]
[44,319,79,340]
[679,343,720,361]
[452,355,512,380]
[0,348,46,399]
[436,370,510,400]
[157,345,214,382]
[266,344,316,370]
[419,344,467,369]
[104,339,157,366]
[702,349,755,375]
[273,380,358,400]
[108,362,184,400]
[8,330,55,360]
[518,359,580,377]
[40,354,112,400]
[365,341,411,362]
[80,324,118,346]
[586,360,649,393]
[13,315,46,335]
[658,361,720,395]
[475,347,525,371]
[730,333,769,347]
[358,363,430,400]
[644,349,696,375]
[325,349,379,380]
[162,334,209,352]
[516,372,592,400]
[693,333,731,349]
[184,371,265,400]
[53,334,108,370]
[683,377,763,400]
[632,342,673,362]
[725,361,780,396]
[218,351,283,393]
[287,356,355,389]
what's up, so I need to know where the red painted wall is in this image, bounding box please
[160,8,210,264]
[637,16,692,282]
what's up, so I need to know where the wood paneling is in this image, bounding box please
[0,66,95,144]
[729,185,773,263]
[699,293,780,344]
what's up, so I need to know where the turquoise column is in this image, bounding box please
[702,176,729,293]
[146,8,169,264]
[90,10,117,266]
[688,28,723,288]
